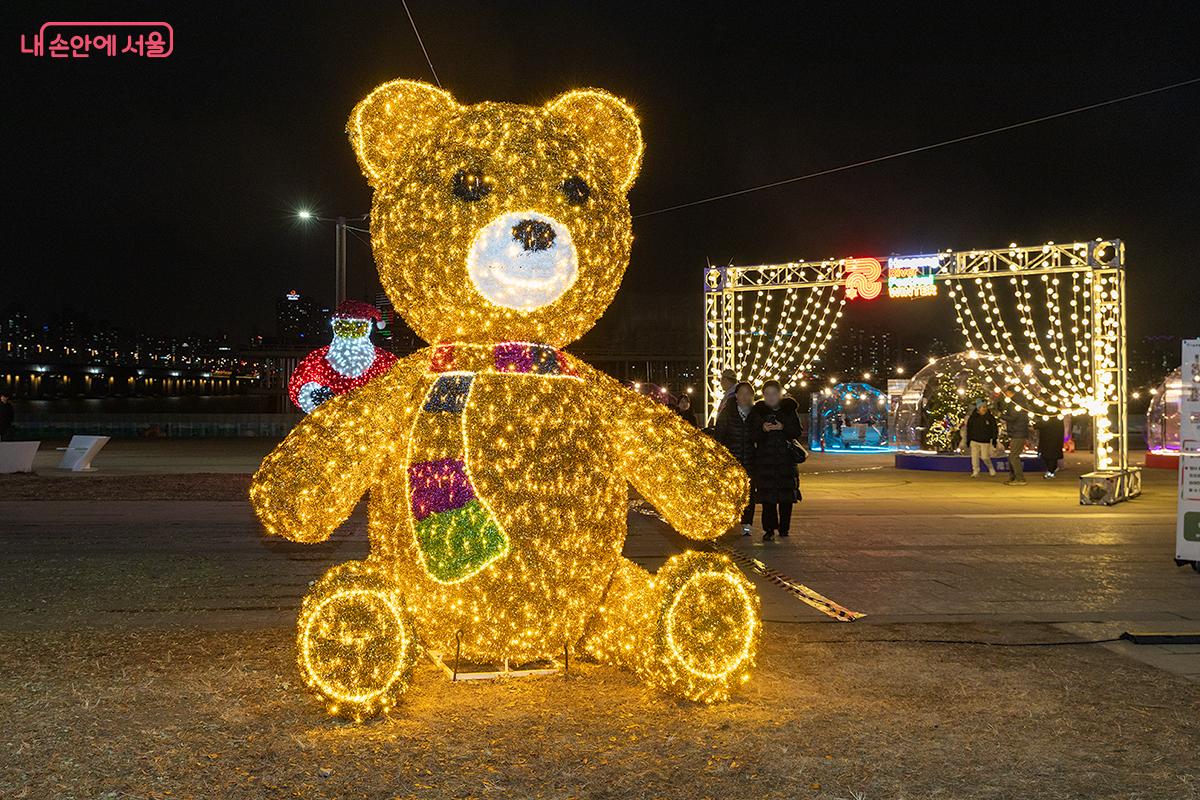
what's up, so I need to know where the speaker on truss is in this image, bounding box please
[1088,240,1123,267]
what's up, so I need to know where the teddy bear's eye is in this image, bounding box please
[561,176,590,205]
[452,168,492,202]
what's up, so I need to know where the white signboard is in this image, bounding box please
[1177,339,1200,565]
[0,442,39,473]
[57,435,110,472]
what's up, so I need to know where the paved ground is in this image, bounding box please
[1,440,1197,798]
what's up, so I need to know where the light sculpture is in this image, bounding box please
[706,259,845,421]
[288,301,397,413]
[944,242,1129,475]
[706,241,1136,502]
[252,80,759,719]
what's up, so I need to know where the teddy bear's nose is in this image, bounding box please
[511,219,556,252]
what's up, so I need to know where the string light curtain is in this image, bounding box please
[945,242,1125,470]
[706,261,844,414]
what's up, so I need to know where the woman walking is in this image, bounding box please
[715,382,756,535]
[1037,414,1066,478]
[750,380,803,541]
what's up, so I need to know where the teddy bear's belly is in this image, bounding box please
[370,370,628,660]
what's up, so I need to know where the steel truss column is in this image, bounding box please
[1078,242,1140,504]
[703,266,734,423]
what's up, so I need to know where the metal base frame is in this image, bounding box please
[424,648,564,682]
[1079,468,1142,505]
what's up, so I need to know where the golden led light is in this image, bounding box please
[707,240,1136,500]
[252,79,758,719]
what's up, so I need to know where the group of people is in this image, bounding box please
[964,390,1067,484]
[710,369,804,541]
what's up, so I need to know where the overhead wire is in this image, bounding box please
[634,76,1200,219]
[401,0,442,88]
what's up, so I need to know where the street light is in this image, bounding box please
[296,210,369,305]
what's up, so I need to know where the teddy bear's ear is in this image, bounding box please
[347,79,459,186]
[546,89,644,192]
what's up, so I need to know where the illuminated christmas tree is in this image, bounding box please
[923,367,992,451]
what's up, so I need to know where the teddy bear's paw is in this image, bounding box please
[296,560,417,720]
[647,552,761,703]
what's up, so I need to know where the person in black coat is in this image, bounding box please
[749,380,802,541]
[1037,414,1066,478]
[673,394,698,427]
[0,393,13,441]
[714,382,756,535]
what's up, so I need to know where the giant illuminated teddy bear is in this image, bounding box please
[250,79,759,720]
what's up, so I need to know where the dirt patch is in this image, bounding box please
[1,624,1197,799]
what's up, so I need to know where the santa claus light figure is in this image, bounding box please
[288,300,398,413]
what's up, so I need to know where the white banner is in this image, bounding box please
[1177,339,1200,564]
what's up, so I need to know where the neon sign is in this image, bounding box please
[843,258,883,300]
[886,255,939,299]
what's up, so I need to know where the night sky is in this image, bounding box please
[4,2,1198,353]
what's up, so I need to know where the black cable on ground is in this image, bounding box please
[759,626,1123,648]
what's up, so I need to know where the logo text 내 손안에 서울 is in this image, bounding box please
[20,21,173,59]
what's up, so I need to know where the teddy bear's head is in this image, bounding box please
[348,80,643,347]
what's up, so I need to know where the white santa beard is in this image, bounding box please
[325,334,375,378]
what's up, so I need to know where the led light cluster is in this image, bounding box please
[583,550,759,702]
[288,312,398,413]
[252,80,758,719]
[948,273,1094,414]
[347,80,643,346]
[727,270,844,395]
[946,243,1126,471]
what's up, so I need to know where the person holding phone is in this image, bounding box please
[749,380,803,541]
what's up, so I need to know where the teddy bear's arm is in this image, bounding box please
[250,355,424,543]
[564,356,749,540]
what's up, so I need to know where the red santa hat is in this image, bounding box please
[333,300,387,330]
[332,300,383,322]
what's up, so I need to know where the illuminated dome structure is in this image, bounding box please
[1146,369,1182,465]
[891,352,1010,452]
[809,382,889,451]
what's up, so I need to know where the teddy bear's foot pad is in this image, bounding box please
[648,552,761,702]
[297,561,417,720]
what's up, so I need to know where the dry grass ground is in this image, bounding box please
[2,622,1197,799]
[2,452,1198,798]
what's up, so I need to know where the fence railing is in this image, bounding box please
[10,412,301,439]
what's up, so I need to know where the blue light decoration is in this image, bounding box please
[886,254,940,299]
[809,382,890,452]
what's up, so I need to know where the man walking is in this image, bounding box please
[1002,390,1030,486]
[965,399,998,477]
